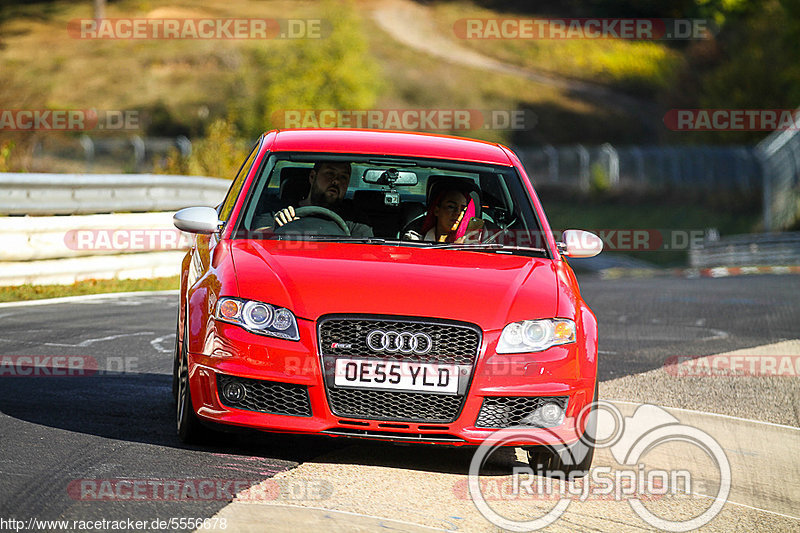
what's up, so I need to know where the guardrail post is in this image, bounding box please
[131,135,145,173]
[79,135,95,172]
[576,144,590,192]
[600,143,619,188]
[543,145,558,183]
[176,135,192,158]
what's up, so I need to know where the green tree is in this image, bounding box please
[157,118,248,179]
[695,0,800,142]
[259,1,382,130]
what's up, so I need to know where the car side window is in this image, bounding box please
[219,141,260,222]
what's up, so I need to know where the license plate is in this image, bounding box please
[334,358,459,394]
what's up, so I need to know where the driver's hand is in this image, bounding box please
[274,206,299,227]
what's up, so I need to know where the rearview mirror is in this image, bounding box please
[173,206,223,234]
[362,168,418,186]
[559,229,603,258]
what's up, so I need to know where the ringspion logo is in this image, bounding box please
[467,402,730,531]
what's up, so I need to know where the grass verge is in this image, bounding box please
[430,1,683,96]
[0,276,180,303]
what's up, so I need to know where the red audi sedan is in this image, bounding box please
[173,129,602,473]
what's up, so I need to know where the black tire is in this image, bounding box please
[526,381,598,478]
[175,324,207,444]
[171,322,180,401]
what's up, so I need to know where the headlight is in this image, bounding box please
[215,297,300,341]
[497,318,576,353]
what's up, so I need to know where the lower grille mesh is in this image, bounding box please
[217,374,312,417]
[327,388,463,423]
[475,396,568,428]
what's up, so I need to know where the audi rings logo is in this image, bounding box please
[366,330,433,355]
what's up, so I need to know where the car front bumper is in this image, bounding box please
[187,319,596,447]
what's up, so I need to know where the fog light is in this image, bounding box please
[221,381,246,403]
[540,403,564,425]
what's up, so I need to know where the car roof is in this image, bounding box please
[267,129,514,166]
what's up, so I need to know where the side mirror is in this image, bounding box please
[173,207,223,234]
[558,229,603,258]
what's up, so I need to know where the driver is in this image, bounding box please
[273,162,373,238]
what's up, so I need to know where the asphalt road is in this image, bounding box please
[0,274,797,531]
[582,275,800,380]
[0,293,348,531]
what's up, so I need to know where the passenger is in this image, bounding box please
[420,188,471,242]
[273,162,372,237]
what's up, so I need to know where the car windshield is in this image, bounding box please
[233,153,548,255]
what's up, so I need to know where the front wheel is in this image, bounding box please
[175,324,208,444]
[525,381,598,478]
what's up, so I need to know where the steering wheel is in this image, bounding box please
[275,206,351,236]
[398,213,426,239]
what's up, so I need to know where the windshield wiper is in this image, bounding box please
[273,235,386,244]
[428,243,549,256]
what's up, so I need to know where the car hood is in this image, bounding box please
[229,241,558,330]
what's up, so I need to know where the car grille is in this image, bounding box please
[327,388,464,423]
[322,428,464,443]
[216,374,312,417]
[319,316,480,365]
[319,315,482,423]
[475,396,569,428]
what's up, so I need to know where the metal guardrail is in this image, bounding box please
[0,251,186,286]
[0,173,228,286]
[0,212,187,262]
[689,232,800,268]
[515,144,762,192]
[0,173,230,215]
[34,135,192,174]
[0,212,193,286]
